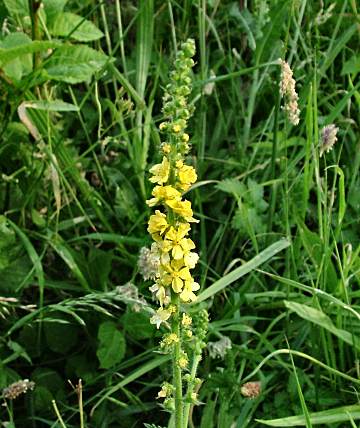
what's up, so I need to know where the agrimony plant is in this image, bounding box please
[146,39,207,428]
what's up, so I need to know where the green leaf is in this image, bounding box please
[123,309,155,340]
[44,44,109,84]
[3,0,29,17]
[50,12,104,41]
[341,56,360,75]
[284,301,360,351]
[97,321,126,369]
[216,178,245,196]
[0,32,32,80]
[0,37,61,67]
[256,404,360,426]
[196,238,291,303]
[43,0,68,25]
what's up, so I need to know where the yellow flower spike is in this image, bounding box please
[149,156,170,184]
[180,280,200,303]
[148,210,169,235]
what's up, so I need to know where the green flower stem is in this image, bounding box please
[173,299,183,428]
[182,351,201,428]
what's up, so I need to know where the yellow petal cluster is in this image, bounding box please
[146,39,198,329]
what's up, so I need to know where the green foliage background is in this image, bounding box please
[0,0,360,427]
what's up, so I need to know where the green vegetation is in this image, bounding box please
[0,0,359,427]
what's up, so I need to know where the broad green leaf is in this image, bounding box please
[43,0,68,24]
[256,404,360,426]
[44,44,109,84]
[196,238,290,303]
[284,301,360,351]
[0,32,32,80]
[122,310,155,340]
[96,321,126,369]
[0,38,61,67]
[50,12,104,42]
[3,0,29,17]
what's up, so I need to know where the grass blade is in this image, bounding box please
[196,238,291,303]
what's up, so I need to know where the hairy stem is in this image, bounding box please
[173,301,183,428]
[183,352,201,428]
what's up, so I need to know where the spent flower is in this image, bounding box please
[320,124,339,157]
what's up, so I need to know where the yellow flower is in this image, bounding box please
[178,355,188,369]
[178,164,197,190]
[149,157,170,184]
[182,313,192,326]
[162,259,192,293]
[162,143,171,154]
[172,124,181,133]
[159,122,168,131]
[163,223,194,260]
[149,283,169,306]
[148,210,169,235]
[162,333,179,347]
[166,199,198,222]
[182,133,189,143]
[183,251,199,269]
[157,382,173,399]
[180,279,200,302]
[150,307,172,329]
[146,185,181,207]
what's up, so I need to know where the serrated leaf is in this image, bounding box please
[43,0,68,24]
[97,321,126,369]
[216,178,245,196]
[0,37,61,67]
[50,12,104,42]
[44,44,109,83]
[0,32,32,80]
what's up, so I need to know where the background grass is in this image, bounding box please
[0,0,360,427]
